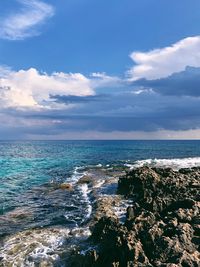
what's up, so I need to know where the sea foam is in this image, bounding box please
[125,157,200,170]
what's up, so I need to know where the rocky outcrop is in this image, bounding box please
[59,183,73,190]
[70,167,200,267]
[78,175,93,184]
[118,167,199,214]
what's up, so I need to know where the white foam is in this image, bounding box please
[0,228,70,266]
[70,226,91,238]
[0,226,92,266]
[96,164,102,167]
[113,199,133,223]
[78,183,92,219]
[69,166,87,184]
[64,167,93,222]
[126,157,200,170]
[93,179,105,189]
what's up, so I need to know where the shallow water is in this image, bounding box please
[1,140,200,265]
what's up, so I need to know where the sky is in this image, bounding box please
[1,0,200,139]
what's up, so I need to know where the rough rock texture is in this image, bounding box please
[70,167,200,267]
[59,183,73,190]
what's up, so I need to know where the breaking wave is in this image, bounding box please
[126,157,200,170]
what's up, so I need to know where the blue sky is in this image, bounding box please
[1,0,200,139]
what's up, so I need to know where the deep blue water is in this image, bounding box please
[1,140,200,201]
[1,140,200,236]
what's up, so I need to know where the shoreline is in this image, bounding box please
[70,166,200,267]
[0,165,199,266]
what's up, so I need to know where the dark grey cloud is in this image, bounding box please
[50,94,108,104]
[1,90,200,137]
[133,67,200,96]
[1,65,200,138]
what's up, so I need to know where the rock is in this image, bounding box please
[89,216,152,267]
[126,206,135,221]
[91,195,121,224]
[77,175,93,184]
[59,183,73,190]
[118,167,199,214]
[70,167,200,267]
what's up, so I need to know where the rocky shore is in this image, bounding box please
[70,167,200,267]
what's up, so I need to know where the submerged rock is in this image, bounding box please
[71,167,200,267]
[77,175,93,185]
[59,183,73,190]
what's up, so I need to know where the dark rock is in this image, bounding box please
[118,167,199,214]
[126,206,135,221]
[70,167,200,267]
[77,175,93,184]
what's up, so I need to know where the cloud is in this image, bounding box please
[0,66,121,110]
[133,66,200,97]
[128,36,200,80]
[5,88,200,133]
[0,68,94,109]
[0,0,54,40]
[51,94,108,104]
[90,72,123,88]
[2,34,200,139]
[1,83,200,138]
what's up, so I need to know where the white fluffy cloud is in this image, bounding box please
[0,0,54,40]
[0,67,121,110]
[129,36,200,80]
[0,68,94,109]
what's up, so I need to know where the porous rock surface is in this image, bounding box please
[70,167,200,267]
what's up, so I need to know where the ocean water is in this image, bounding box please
[1,140,200,265]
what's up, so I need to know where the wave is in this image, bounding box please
[68,167,93,222]
[78,183,92,220]
[125,157,200,170]
[0,226,91,266]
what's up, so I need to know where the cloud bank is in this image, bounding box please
[129,36,200,80]
[0,67,120,110]
[1,36,200,139]
[0,0,54,40]
[133,66,200,97]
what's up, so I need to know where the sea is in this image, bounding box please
[0,140,200,266]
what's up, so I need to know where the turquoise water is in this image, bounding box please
[1,140,200,265]
[1,140,200,235]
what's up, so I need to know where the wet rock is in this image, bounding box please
[77,175,93,184]
[118,167,199,214]
[126,206,135,221]
[59,183,73,190]
[89,216,151,267]
[91,195,122,224]
[71,167,200,267]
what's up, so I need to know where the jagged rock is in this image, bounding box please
[118,167,199,214]
[89,216,152,267]
[70,167,200,267]
[91,196,120,224]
